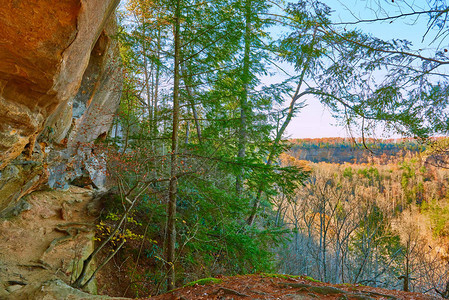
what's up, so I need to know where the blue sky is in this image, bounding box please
[285,0,438,138]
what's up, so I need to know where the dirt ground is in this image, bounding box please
[147,274,441,300]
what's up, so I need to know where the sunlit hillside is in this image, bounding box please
[276,139,449,297]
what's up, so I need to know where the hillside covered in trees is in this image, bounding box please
[278,143,449,297]
[288,138,426,163]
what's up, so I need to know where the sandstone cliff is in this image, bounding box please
[0,0,123,215]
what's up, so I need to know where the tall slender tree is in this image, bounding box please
[165,0,182,289]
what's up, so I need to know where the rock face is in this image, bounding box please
[0,187,127,299]
[0,0,122,212]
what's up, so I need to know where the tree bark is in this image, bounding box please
[166,0,181,290]
[246,27,317,226]
[236,0,251,196]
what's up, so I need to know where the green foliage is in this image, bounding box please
[421,200,449,237]
[399,160,424,204]
[357,167,379,181]
[343,167,353,179]
[95,212,145,248]
[177,177,287,275]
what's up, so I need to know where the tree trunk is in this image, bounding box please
[246,27,317,226]
[236,0,251,196]
[166,0,181,290]
[335,239,341,284]
[404,240,410,292]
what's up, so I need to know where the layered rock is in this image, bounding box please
[0,186,126,299]
[0,0,122,213]
[0,0,120,167]
[43,14,123,191]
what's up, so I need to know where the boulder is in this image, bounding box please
[9,279,128,300]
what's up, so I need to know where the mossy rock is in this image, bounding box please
[302,275,321,283]
[261,273,301,280]
[183,277,222,287]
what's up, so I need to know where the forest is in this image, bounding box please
[278,149,449,296]
[61,0,449,298]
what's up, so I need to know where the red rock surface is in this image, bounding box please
[0,0,120,169]
[148,274,441,300]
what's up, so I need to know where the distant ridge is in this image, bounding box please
[287,137,426,164]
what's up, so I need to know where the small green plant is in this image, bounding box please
[343,167,353,179]
[95,212,145,247]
